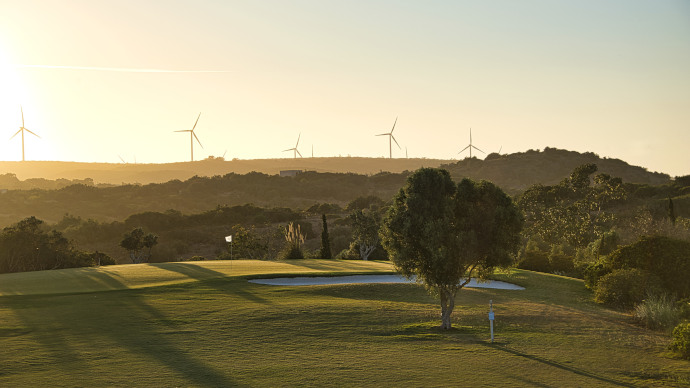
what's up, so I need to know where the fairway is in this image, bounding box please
[0,260,395,296]
[0,261,688,386]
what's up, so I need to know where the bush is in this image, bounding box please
[584,260,610,290]
[549,252,574,273]
[280,245,304,260]
[633,294,681,330]
[607,235,690,298]
[186,256,205,261]
[517,250,550,272]
[594,268,662,309]
[670,322,690,359]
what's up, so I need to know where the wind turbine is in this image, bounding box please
[10,106,40,162]
[458,128,484,159]
[283,133,302,158]
[175,112,203,162]
[376,117,400,159]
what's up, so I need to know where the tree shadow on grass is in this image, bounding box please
[3,271,242,387]
[481,342,635,387]
[154,263,270,305]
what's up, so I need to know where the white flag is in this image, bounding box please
[225,235,232,242]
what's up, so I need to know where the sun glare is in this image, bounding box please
[0,44,48,161]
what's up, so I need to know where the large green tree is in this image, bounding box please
[381,168,523,329]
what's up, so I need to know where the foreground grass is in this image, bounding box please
[0,262,688,386]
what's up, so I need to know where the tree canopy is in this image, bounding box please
[381,168,523,329]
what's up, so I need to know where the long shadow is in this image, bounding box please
[482,342,635,387]
[3,270,241,387]
[153,263,270,305]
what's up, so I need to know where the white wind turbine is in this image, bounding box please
[376,117,400,159]
[10,106,41,162]
[175,112,203,162]
[458,128,484,158]
[283,133,302,158]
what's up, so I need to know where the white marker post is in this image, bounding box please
[488,300,495,343]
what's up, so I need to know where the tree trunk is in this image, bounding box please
[439,286,457,329]
[359,243,376,261]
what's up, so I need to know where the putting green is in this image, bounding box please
[0,260,395,296]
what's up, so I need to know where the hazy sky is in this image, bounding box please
[0,1,688,176]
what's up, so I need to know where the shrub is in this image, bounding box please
[186,256,205,261]
[594,268,661,309]
[549,252,574,273]
[584,260,610,290]
[281,222,305,260]
[517,250,550,272]
[670,322,690,359]
[633,294,681,330]
[607,235,690,298]
[280,245,304,260]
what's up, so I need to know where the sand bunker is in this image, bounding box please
[249,275,524,289]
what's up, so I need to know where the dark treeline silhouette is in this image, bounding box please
[0,171,407,227]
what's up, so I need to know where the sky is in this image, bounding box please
[0,0,688,176]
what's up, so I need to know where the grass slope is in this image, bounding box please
[0,263,687,387]
[0,260,395,296]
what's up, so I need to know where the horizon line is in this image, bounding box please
[16,65,234,73]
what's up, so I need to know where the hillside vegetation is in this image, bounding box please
[0,148,675,228]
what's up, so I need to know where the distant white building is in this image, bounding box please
[279,170,302,177]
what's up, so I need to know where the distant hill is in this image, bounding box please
[0,157,448,186]
[0,149,674,191]
[441,148,671,193]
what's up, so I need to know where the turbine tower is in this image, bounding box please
[376,117,400,159]
[10,106,40,162]
[458,128,484,159]
[175,112,203,162]
[283,133,302,158]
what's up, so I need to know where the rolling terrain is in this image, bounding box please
[0,261,687,386]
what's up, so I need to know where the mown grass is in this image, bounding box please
[0,262,688,387]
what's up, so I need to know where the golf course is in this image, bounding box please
[0,260,687,387]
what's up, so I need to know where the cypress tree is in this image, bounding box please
[320,213,332,259]
[669,197,676,225]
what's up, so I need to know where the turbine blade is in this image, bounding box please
[118,155,126,163]
[296,133,301,147]
[192,112,201,130]
[25,128,40,138]
[296,149,303,158]
[472,145,485,153]
[174,130,190,133]
[21,106,25,127]
[391,117,398,133]
[193,132,203,148]
[283,148,293,152]
[375,133,389,136]
[458,145,470,154]
[391,135,401,149]
[10,129,22,140]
